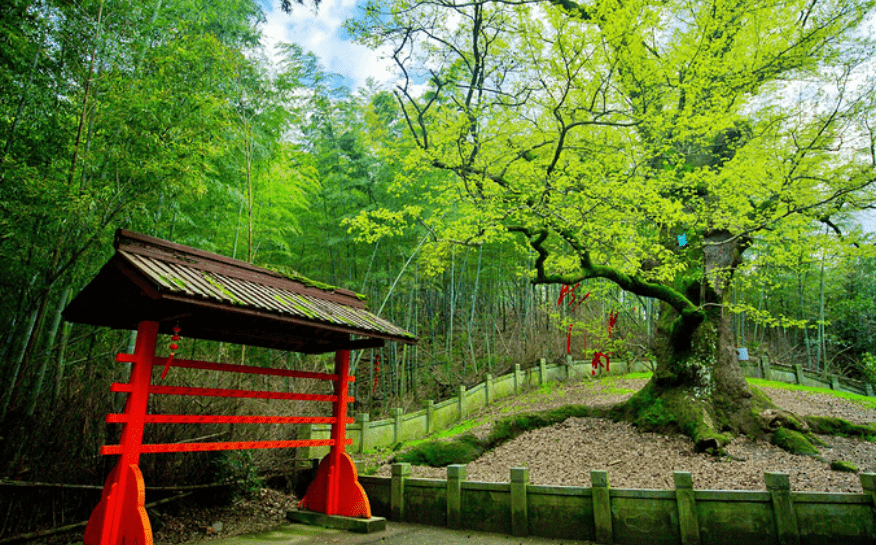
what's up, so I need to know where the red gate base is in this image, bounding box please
[298,452,371,518]
[84,463,151,545]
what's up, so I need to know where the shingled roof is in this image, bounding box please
[63,229,417,354]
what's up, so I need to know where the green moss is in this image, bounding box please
[829,460,859,473]
[485,404,594,449]
[805,415,876,440]
[772,428,819,456]
[202,273,244,305]
[403,418,487,449]
[260,263,367,300]
[394,433,485,467]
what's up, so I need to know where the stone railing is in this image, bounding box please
[297,355,873,460]
[297,357,655,459]
[358,464,876,545]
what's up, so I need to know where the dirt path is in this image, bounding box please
[369,376,876,493]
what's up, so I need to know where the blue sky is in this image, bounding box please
[260,0,394,91]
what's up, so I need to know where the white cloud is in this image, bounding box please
[260,0,395,91]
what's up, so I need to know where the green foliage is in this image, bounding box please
[829,460,859,473]
[210,451,264,501]
[771,428,820,456]
[394,433,485,467]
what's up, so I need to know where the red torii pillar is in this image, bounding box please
[83,321,370,545]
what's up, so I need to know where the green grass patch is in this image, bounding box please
[403,418,486,449]
[747,378,876,410]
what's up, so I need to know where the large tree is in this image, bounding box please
[349,0,876,450]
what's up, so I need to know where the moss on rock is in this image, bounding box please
[829,460,859,473]
[771,428,819,456]
[805,415,876,439]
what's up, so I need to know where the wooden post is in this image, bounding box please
[85,320,157,545]
[539,358,547,385]
[327,349,352,515]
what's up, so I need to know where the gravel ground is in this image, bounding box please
[369,378,876,493]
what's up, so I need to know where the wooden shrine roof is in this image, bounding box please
[63,229,417,353]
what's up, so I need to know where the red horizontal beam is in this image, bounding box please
[111,383,354,403]
[101,438,351,455]
[106,414,352,425]
[116,354,355,382]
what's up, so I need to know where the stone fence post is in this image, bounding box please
[425,400,435,435]
[391,463,411,521]
[392,408,403,444]
[447,465,466,529]
[674,472,700,545]
[765,472,799,545]
[510,467,529,536]
[591,470,613,544]
[356,413,369,453]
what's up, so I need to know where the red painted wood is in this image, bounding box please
[110,383,353,403]
[106,414,352,425]
[117,353,354,382]
[101,438,348,455]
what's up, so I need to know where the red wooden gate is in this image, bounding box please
[84,320,369,545]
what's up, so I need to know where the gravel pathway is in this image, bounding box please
[370,377,876,493]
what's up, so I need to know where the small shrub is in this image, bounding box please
[772,428,819,456]
[395,433,484,467]
[830,460,859,473]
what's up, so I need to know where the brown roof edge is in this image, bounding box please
[114,229,365,307]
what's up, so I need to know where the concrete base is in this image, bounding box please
[286,509,387,534]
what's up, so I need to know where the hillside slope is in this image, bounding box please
[367,375,876,493]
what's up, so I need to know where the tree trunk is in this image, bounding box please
[623,231,766,452]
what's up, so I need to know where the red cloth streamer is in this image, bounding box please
[591,351,610,376]
[557,284,590,311]
[372,356,381,395]
[607,311,618,339]
[566,324,573,355]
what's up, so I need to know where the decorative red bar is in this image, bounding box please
[101,438,351,455]
[117,354,356,382]
[110,383,353,403]
[106,414,353,425]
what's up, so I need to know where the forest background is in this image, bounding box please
[1,0,876,536]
